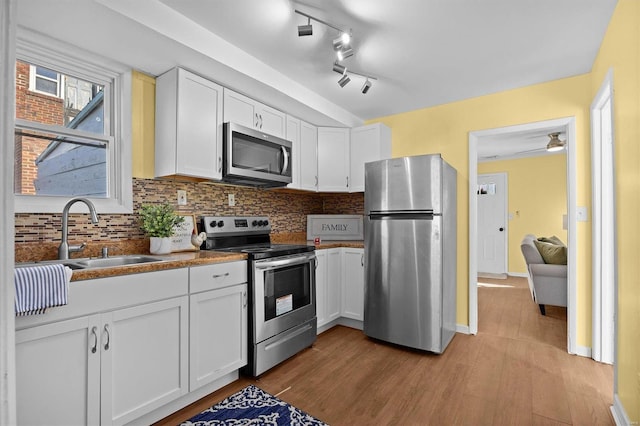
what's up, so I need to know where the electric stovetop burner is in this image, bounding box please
[199,216,314,259]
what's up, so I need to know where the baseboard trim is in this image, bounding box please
[508,272,528,278]
[611,393,631,426]
[575,345,592,358]
[456,324,471,334]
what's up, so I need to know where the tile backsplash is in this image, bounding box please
[15,177,364,245]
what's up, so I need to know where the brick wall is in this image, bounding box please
[15,60,65,194]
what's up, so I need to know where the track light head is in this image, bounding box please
[337,47,354,61]
[338,73,351,87]
[361,79,372,94]
[332,32,351,50]
[333,62,346,74]
[298,18,313,36]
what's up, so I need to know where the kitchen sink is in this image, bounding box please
[73,255,165,269]
[16,255,167,270]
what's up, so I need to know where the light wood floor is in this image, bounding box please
[156,276,613,425]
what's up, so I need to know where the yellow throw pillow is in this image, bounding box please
[533,239,568,265]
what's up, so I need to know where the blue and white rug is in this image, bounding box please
[181,385,328,426]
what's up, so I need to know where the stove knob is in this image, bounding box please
[258,220,265,226]
[217,220,225,228]
[263,220,269,226]
[209,221,217,228]
[252,220,258,227]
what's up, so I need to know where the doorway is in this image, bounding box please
[477,173,508,278]
[468,117,577,355]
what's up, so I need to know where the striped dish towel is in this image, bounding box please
[14,264,72,316]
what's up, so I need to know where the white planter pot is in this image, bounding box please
[149,237,172,254]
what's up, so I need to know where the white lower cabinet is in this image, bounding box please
[315,248,344,329]
[15,295,189,426]
[341,248,365,321]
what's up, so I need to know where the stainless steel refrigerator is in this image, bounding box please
[364,154,457,353]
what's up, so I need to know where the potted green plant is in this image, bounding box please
[139,203,185,254]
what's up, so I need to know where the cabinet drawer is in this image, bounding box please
[189,261,247,293]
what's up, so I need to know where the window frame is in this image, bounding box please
[28,64,63,98]
[15,29,132,214]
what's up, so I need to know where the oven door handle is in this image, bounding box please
[255,253,316,270]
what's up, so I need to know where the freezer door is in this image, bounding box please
[365,154,443,213]
[364,213,444,352]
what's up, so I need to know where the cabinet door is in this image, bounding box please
[223,89,257,129]
[257,104,286,137]
[155,68,223,180]
[318,127,350,192]
[326,248,343,322]
[299,121,318,191]
[341,248,365,321]
[315,249,327,327]
[349,123,392,192]
[101,296,189,426]
[189,284,248,391]
[176,70,224,179]
[286,116,301,189]
[15,315,101,426]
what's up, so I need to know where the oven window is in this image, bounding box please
[263,262,311,321]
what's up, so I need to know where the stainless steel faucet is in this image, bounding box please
[58,197,99,260]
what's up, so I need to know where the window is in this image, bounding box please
[29,64,63,98]
[15,29,132,213]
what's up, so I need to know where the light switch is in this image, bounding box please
[577,206,588,222]
[228,193,235,207]
[177,190,187,205]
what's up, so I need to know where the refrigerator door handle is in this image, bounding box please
[369,210,435,220]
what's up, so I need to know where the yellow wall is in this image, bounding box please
[131,71,156,179]
[368,74,592,339]
[590,0,640,420]
[479,155,568,273]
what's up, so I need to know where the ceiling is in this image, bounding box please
[16,0,616,157]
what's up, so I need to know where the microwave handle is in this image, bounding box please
[281,146,290,175]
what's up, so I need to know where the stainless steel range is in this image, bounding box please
[199,216,317,376]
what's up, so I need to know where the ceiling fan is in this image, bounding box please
[478,132,566,161]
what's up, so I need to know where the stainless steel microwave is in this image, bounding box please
[222,122,292,188]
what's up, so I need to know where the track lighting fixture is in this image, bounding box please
[361,78,372,94]
[298,18,313,36]
[338,73,351,87]
[336,47,354,61]
[294,8,379,93]
[546,132,566,152]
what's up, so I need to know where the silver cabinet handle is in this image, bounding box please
[315,176,318,187]
[361,254,364,267]
[281,146,289,175]
[91,326,98,354]
[259,114,263,128]
[243,290,247,308]
[346,176,349,188]
[212,272,230,279]
[218,156,222,173]
[103,324,110,351]
[255,113,259,128]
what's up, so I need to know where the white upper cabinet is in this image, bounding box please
[286,115,301,189]
[349,123,392,192]
[317,127,350,192]
[155,68,224,180]
[299,120,318,192]
[223,89,286,138]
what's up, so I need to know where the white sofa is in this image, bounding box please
[520,234,568,315]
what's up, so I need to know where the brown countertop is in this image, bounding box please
[69,251,247,281]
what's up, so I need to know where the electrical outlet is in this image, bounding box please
[228,193,235,207]
[177,190,187,205]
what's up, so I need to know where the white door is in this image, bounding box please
[101,296,189,425]
[189,284,248,391]
[326,248,342,322]
[477,173,508,275]
[15,315,101,426]
[317,127,350,192]
[299,121,318,191]
[341,248,365,320]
